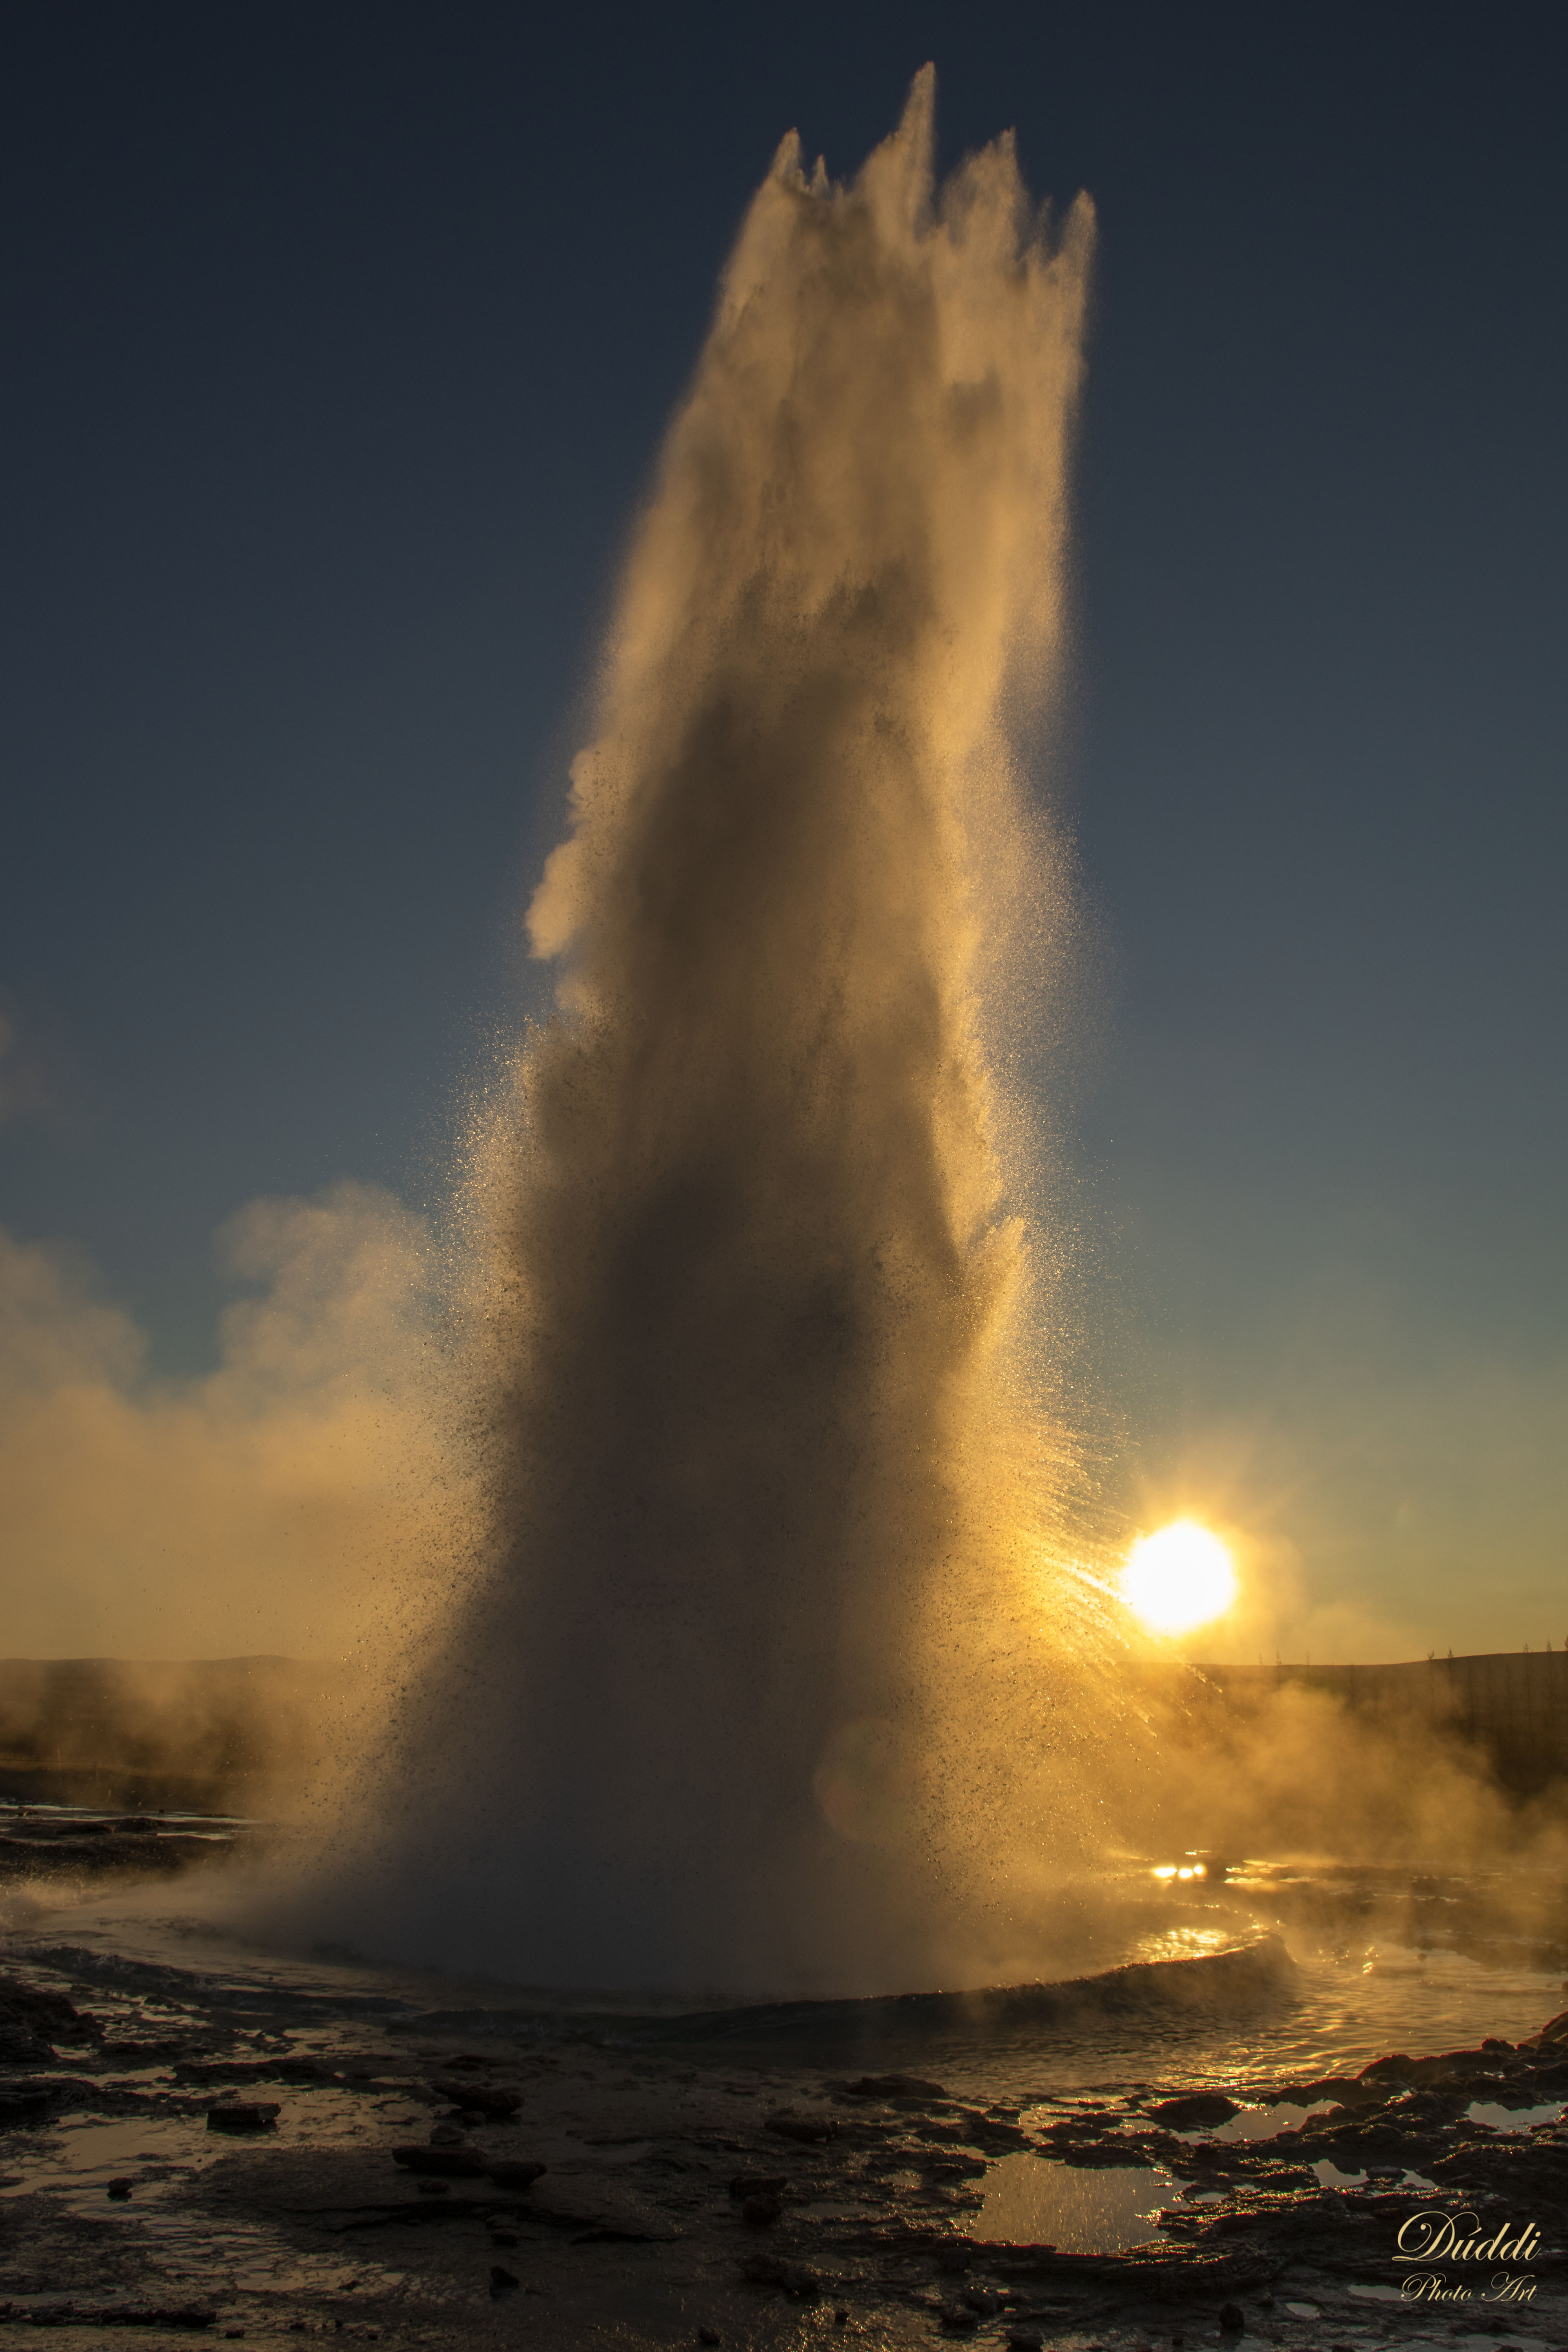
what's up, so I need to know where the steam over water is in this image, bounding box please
[292,75,1120,1995]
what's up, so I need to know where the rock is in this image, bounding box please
[741,2193,782,2225]
[490,2266,520,2293]
[939,2306,980,2333]
[0,2017,55,2067]
[206,2101,280,2133]
[697,2332,722,2346]
[429,2122,467,2145]
[1357,2052,1416,2082]
[1259,2073,1386,2112]
[0,2082,58,2125]
[1148,2095,1241,2129]
[835,2073,950,2102]
[728,2172,788,2198]
[956,2109,1033,2148]
[0,1980,100,2045]
[1220,2305,1245,2331]
[107,2176,134,2199]
[433,2077,522,2115]
[486,2158,547,2189]
[765,2111,838,2144]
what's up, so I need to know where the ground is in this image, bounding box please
[2,1936,1566,2352]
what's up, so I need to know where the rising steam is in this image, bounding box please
[0,1183,461,1661]
[279,73,1133,1995]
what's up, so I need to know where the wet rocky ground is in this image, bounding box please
[2,1817,1566,2352]
[2,1944,1566,2352]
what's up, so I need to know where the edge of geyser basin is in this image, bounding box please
[389,1933,1299,2046]
[3,1932,1295,2045]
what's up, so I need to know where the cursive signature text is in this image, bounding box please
[1394,2211,1541,2265]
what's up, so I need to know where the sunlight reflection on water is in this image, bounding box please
[977,2155,1176,2251]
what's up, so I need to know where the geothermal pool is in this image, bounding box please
[5,1838,1565,2090]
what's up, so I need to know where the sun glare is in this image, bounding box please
[1121,1520,1237,1636]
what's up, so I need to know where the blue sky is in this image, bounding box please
[2,1,1564,1659]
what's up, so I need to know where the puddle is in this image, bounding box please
[0,2112,213,2210]
[976,2156,1175,2251]
[0,2111,410,2304]
[1,2079,400,2217]
[1311,2158,1443,2193]
[1205,2099,1337,2141]
[0,2103,414,2309]
[1466,2099,1563,2134]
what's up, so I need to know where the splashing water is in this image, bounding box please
[283,72,1129,1996]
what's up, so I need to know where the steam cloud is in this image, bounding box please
[0,1183,464,1660]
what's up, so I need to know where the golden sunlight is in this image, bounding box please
[1121,1519,1237,1636]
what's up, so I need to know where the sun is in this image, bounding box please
[1120,1520,1237,1636]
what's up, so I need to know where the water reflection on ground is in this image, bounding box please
[0,2101,413,2305]
[977,2155,1175,2250]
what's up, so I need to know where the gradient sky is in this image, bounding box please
[2,2,1564,1661]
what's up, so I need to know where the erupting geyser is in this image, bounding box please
[288,71,1125,1995]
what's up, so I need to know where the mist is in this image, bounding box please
[0,1181,467,1662]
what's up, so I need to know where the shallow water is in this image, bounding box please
[977,2155,1176,2250]
[6,1843,1564,2099]
[0,2103,411,2304]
